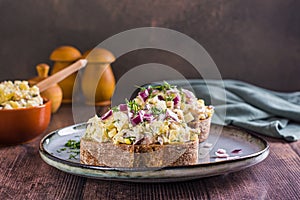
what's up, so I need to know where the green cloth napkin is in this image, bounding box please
[163,79,300,142]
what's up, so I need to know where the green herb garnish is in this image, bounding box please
[65,139,80,149]
[151,107,165,115]
[57,147,67,153]
[65,140,80,159]
[135,85,147,91]
[69,154,78,160]
[165,94,175,101]
[126,99,141,114]
[153,81,174,91]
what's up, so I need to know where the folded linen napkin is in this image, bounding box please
[162,79,300,142]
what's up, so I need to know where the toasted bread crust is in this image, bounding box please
[80,138,199,168]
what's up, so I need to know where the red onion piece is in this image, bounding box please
[215,148,229,158]
[143,113,154,122]
[131,111,144,126]
[119,104,128,111]
[158,95,164,101]
[131,114,143,126]
[217,148,226,154]
[173,95,181,105]
[101,109,113,120]
[231,149,242,154]
[138,89,149,101]
[165,109,179,122]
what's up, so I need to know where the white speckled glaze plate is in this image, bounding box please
[39,123,269,182]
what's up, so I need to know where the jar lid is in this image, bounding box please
[50,46,82,61]
[82,48,115,63]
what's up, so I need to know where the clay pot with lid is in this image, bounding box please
[81,48,116,106]
[29,63,63,113]
[50,45,82,103]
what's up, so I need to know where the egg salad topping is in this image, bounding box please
[84,82,214,145]
[0,80,43,109]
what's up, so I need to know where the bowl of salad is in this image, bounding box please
[0,80,51,145]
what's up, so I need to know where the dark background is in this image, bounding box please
[0,0,299,91]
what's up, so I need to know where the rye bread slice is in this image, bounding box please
[80,138,199,168]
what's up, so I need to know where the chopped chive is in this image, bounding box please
[65,139,80,149]
[57,147,67,153]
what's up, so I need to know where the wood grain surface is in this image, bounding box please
[0,105,299,200]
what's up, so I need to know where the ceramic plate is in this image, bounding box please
[39,123,269,182]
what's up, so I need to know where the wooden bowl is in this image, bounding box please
[0,100,51,145]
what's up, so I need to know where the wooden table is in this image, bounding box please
[0,104,299,199]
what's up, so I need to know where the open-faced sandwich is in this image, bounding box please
[80,82,214,168]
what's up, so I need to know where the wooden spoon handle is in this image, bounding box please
[36,59,87,92]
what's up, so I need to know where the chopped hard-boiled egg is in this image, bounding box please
[0,80,43,109]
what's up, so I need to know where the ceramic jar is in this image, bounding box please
[50,45,82,103]
[81,48,116,106]
[29,63,63,113]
